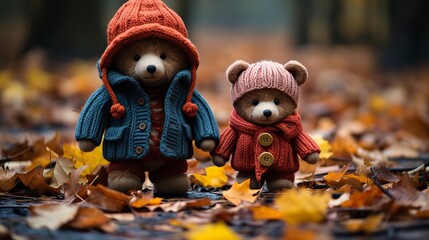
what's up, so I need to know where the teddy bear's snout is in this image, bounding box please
[147,65,157,74]
[263,109,272,117]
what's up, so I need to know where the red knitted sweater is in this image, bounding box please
[214,110,320,181]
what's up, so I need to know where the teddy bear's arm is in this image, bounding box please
[212,126,239,160]
[75,87,111,146]
[189,90,220,148]
[292,131,321,160]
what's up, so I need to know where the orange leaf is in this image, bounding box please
[67,206,115,233]
[222,179,260,206]
[250,205,283,221]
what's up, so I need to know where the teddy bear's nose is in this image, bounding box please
[263,109,272,117]
[146,65,157,74]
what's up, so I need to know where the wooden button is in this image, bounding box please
[258,152,274,167]
[258,133,273,147]
[135,146,143,154]
[137,97,145,105]
[138,122,147,131]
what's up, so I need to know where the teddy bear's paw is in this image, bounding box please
[78,140,96,152]
[153,173,189,195]
[304,152,319,164]
[108,170,142,193]
[199,139,216,152]
[266,179,294,192]
[211,155,227,167]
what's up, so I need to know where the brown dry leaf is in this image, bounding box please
[390,173,419,206]
[341,185,387,208]
[275,188,331,224]
[86,164,108,187]
[250,205,283,221]
[66,206,116,233]
[343,214,384,233]
[86,184,131,212]
[222,179,260,206]
[27,203,79,230]
[0,169,19,192]
[50,157,75,188]
[63,166,88,203]
[45,132,64,156]
[15,165,61,196]
[371,164,401,184]
[413,189,429,218]
[145,198,212,212]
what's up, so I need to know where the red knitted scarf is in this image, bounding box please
[229,110,303,139]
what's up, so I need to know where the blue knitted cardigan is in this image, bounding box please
[75,68,219,161]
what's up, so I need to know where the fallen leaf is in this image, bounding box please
[45,132,64,156]
[50,157,75,188]
[86,184,130,212]
[341,185,387,208]
[193,166,228,188]
[145,198,212,212]
[250,205,283,221]
[131,194,163,209]
[222,179,260,206]
[63,166,88,203]
[283,225,317,240]
[343,214,384,233]
[63,143,109,177]
[67,206,116,233]
[0,169,18,192]
[15,166,61,196]
[275,188,331,224]
[390,173,419,206]
[185,222,241,240]
[324,163,371,189]
[311,135,333,159]
[27,203,79,230]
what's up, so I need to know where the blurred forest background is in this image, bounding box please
[0,0,428,148]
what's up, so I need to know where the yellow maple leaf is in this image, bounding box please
[222,179,260,206]
[310,135,333,160]
[63,143,109,178]
[192,166,228,188]
[275,188,331,225]
[185,222,241,240]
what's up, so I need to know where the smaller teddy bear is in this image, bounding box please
[212,60,320,191]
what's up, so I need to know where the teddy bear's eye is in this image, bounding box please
[274,99,280,105]
[252,100,259,106]
[134,54,140,61]
[160,53,167,60]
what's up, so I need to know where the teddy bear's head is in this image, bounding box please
[113,38,189,87]
[227,60,308,125]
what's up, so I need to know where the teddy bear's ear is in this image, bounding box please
[284,60,308,86]
[226,60,250,84]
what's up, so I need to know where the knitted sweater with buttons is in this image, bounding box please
[75,68,219,161]
[214,110,320,181]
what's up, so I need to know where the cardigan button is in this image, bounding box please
[258,152,274,167]
[138,122,147,131]
[137,97,145,105]
[258,133,273,147]
[135,146,143,154]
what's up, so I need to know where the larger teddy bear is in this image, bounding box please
[75,0,219,195]
[212,60,320,191]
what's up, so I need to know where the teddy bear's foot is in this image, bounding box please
[236,172,261,189]
[153,173,189,195]
[108,170,142,193]
[266,179,294,191]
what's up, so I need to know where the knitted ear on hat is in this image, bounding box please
[284,60,308,86]
[226,60,250,84]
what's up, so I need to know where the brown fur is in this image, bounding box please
[112,38,189,86]
[234,88,296,125]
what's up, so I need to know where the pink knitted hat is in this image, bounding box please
[226,60,308,106]
[99,0,199,119]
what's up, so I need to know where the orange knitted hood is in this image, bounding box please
[99,0,199,119]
